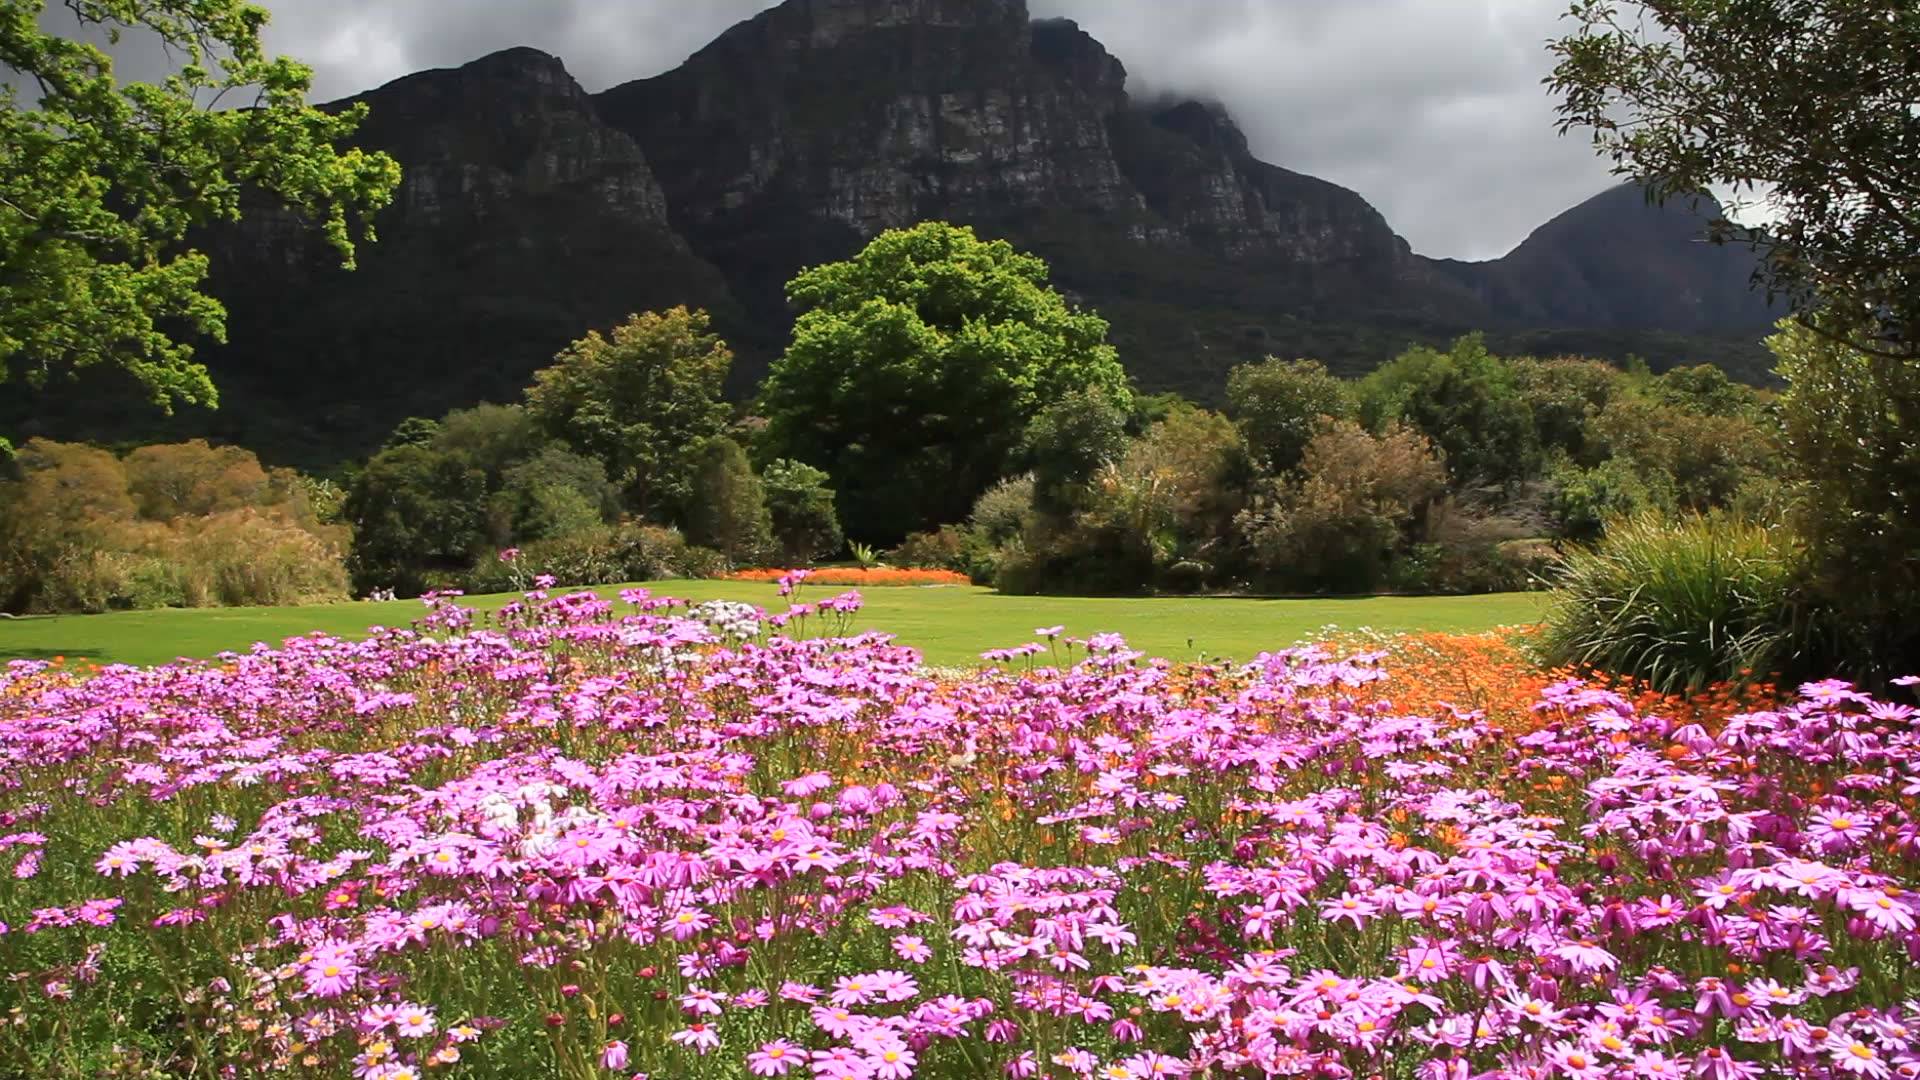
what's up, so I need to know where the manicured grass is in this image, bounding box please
[0,581,1544,670]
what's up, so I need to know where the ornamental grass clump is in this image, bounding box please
[1536,513,1798,694]
[0,579,1916,1078]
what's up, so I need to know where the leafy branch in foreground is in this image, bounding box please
[1547,0,1920,358]
[0,0,402,449]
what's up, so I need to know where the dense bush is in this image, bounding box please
[966,474,1037,549]
[491,445,619,544]
[1544,457,1656,543]
[1020,387,1130,514]
[1357,334,1540,489]
[1535,513,1798,694]
[990,518,1155,596]
[1226,356,1353,473]
[170,509,353,607]
[1392,505,1543,595]
[761,458,843,565]
[463,523,725,593]
[683,437,774,565]
[1239,421,1448,593]
[346,404,630,596]
[0,439,347,613]
[1770,319,1920,684]
[885,526,969,572]
[1511,356,1624,463]
[1587,393,1779,512]
[343,442,491,596]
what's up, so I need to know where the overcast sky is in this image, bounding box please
[189,1,1629,261]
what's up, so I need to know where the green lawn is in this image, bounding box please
[0,582,1544,670]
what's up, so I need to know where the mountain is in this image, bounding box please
[1435,183,1774,335]
[4,0,1778,466]
[197,46,743,451]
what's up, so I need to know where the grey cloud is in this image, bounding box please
[60,0,1631,261]
[1028,0,1621,260]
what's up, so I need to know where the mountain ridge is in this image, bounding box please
[4,1,1778,466]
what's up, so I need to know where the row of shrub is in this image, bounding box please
[457,524,728,595]
[0,440,348,613]
[1533,320,1920,692]
[339,308,847,597]
[877,337,1777,600]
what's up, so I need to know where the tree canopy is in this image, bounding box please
[0,0,401,449]
[1769,318,1920,680]
[757,222,1130,543]
[1357,335,1539,489]
[1547,0,1920,357]
[524,307,733,520]
[1226,357,1354,475]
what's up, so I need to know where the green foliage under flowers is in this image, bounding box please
[756,222,1131,543]
[0,0,401,452]
[1535,512,1798,694]
[1,590,1915,1079]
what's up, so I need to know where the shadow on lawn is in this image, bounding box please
[0,646,104,663]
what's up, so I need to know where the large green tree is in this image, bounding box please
[1356,335,1539,490]
[761,458,842,566]
[341,442,487,596]
[757,222,1130,543]
[524,307,733,521]
[1,0,400,449]
[1225,357,1354,475]
[1547,0,1920,357]
[1769,319,1920,681]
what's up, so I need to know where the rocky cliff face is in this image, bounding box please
[351,47,675,234]
[11,0,1777,464]
[190,47,740,459]
[595,5,1429,310]
[593,3,1153,323]
[1111,99,1408,267]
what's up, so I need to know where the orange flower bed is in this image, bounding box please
[1339,629,1777,732]
[722,567,971,587]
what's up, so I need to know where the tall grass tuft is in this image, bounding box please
[1534,513,1798,694]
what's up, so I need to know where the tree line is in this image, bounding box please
[0,220,1783,605]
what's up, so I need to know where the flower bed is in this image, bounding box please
[1333,629,1781,732]
[725,567,971,587]
[0,589,1916,1078]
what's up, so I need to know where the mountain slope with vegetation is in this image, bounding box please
[5,0,1776,466]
